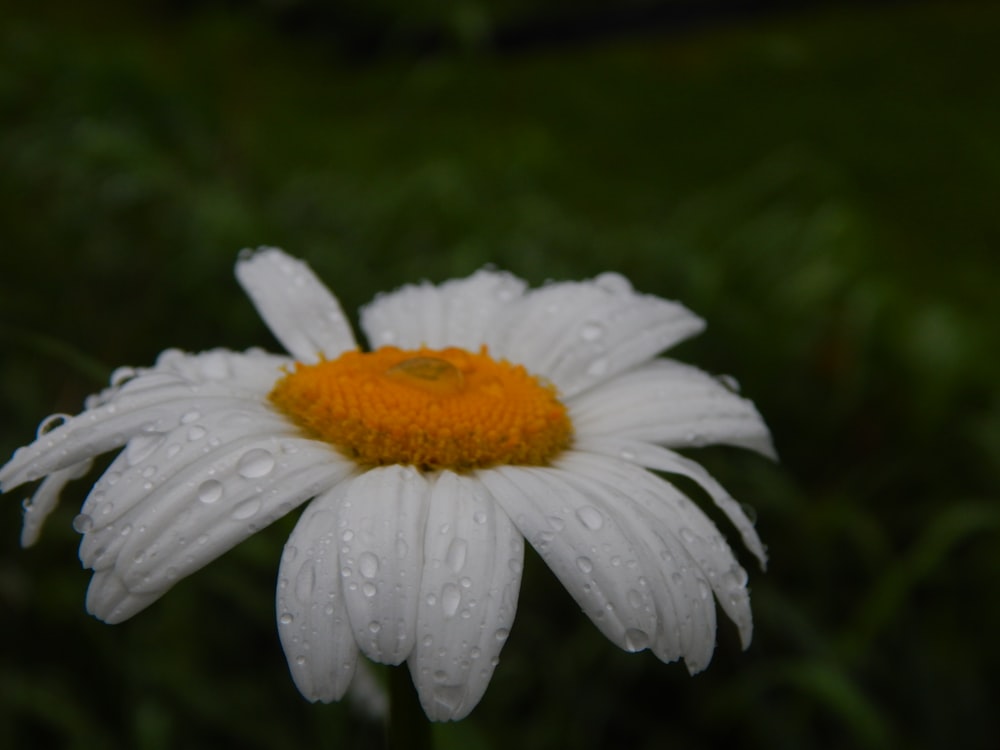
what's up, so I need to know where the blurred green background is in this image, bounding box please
[1,1,998,748]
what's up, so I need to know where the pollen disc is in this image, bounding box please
[269,346,572,471]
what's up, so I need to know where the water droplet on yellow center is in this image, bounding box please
[269,346,572,471]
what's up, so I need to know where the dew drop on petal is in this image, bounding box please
[110,366,137,388]
[576,556,593,574]
[594,272,632,294]
[36,413,70,438]
[679,527,697,544]
[368,621,381,633]
[72,513,94,533]
[358,552,379,579]
[279,612,294,625]
[441,583,461,618]
[586,357,609,377]
[624,628,650,652]
[181,410,201,424]
[579,321,604,341]
[363,582,377,598]
[446,538,468,573]
[576,506,604,530]
[197,479,224,504]
[494,628,509,641]
[237,448,275,479]
[126,434,165,465]
[433,685,464,713]
[232,498,262,520]
[187,425,207,442]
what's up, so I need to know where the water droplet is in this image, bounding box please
[296,564,316,600]
[679,527,696,544]
[594,272,632,294]
[126,433,164,465]
[295,655,306,666]
[180,410,201,424]
[698,579,711,600]
[120,524,132,536]
[237,448,275,479]
[586,357,609,377]
[232,498,262,520]
[110,366,137,388]
[576,506,604,530]
[494,628,509,641]
[72,513,94,533]
[473,511,487,524]
[368,620,382,633]
[619,449,636,461]
[576,556,593,573]
[197,479,223,504]
[395,538,409,558]
[726,564,749,588]
[425,593,438,607]
[546,515,565,531]
[624,628,650,652]
[36,413,70,438]
[187,425,207,441]
[627,589,643,609]
[422,635,433,648]
[580,321,605,341]
[740,502,759,524]
[359,552,380,579]
[433,685,464,713]
[362,582,378,598]
[446,538,468,573]
[279,612,294,625]
[441,583,461,617]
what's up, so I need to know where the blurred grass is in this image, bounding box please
[1,1,999,748]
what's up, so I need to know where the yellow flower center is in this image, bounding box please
[269,346,572,471]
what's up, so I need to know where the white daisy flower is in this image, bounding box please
[0,248,774,721]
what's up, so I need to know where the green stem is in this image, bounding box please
[386,666,432,750]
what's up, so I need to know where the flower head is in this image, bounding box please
[0,249,774,720]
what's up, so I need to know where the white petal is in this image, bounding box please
[85,569,160,624]
[84,434,353,622]
[486,278,704,398]
[20,458,93,547]
[479,465,657,653]
[337,465,430,665]
[78,403,294,570]
[0,349,289,492]
[408,471,523,721]
[574,436,766,567]
[359,270,527,350]
[569,359,776,458]
[235,247,357,362]
[276,483,360,702]
[557,451,755,657]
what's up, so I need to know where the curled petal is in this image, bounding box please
[236,247,357,362]
[569,359,776,458]
[337,465,430,665]
[574,436,766,567]
[277,482,360,702]
[486,277,705,398]
[480,465,657,653]
[360,269,528,351]
[408,471,523,721]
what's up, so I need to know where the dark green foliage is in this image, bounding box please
[1,2,997,748]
